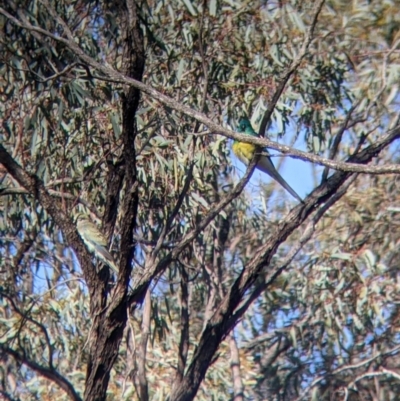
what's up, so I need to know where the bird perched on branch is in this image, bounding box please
[75,214,119,273]
[232,116,303,202]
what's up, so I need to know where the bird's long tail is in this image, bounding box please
[257,155,303,202]
[97,246,119,273]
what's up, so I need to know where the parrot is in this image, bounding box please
[232,116,303,202]
[75,214,119,273]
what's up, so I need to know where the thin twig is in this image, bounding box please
[321,103,359,182]
[294,344,400,401]
[128,157,258,306]
[259,0,326,136]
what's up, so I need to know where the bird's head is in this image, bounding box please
[237,116,256,135]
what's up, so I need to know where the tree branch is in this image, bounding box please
[128,158,258,307]
[294,344,400,401]
[234,173,358,322]
[321,103,359,182]
[0,144,101,290]
[168,117,400,401]
[259,0,326,136]
[0,346,82,401]
[134,288,151,401]
[2,5,400,175]
[173,264,190,389]
[229,334,244,401]
[83,0,144,399]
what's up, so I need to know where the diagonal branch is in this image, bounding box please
[0,144,101,291]
[154,0,211,263]
[232,173,358,323]
[207,127,400,175]
[294,344,400,401]
[0,346,82,401]
[152,159,194,258]
[168,119,400,401]
[259,0,326,136]
[128,158,258,306]
[321,103,359,182]
[2,5,400,175]
[4,294,54,368]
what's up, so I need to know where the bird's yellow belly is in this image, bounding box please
[232,142,257,164]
